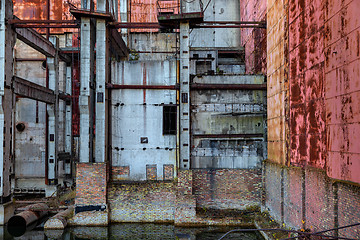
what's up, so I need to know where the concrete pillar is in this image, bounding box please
[179,22,190,169]
[95,18,108,163]
[47,36,59,185]
[0,0,15,224]
[64,65,72,174]
[79,17,95,163]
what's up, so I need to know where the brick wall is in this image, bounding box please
[192,169,261,210]
[108,169,262,224]
[75,163,107,206]
[108,181,176,223]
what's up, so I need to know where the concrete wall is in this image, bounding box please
[189,0,241,49]
[266,0,289,166]
[264,161,360,238]
[14,38,69,188]
[111,60,177,181]
[190,75,267,169]
[324,0,360,183]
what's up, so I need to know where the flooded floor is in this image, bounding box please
[4,223,264,239]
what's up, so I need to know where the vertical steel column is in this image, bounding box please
[95,0,108,163]
[179,22,190,169]
[47,36,59,184]
[79,17,95,163]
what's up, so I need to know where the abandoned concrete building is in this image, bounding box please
[0,0,359,238]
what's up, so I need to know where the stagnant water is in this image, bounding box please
[4,223,264,239]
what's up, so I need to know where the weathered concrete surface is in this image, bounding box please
[324,0,360,184]
[191,74,266,169]
[264,161,360,239]
[266,0,290,166]
[111,60,177,180]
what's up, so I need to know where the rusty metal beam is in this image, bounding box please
[107,83,179,90]
[109,21,266,29]
[15,27,56,57]
[15,58,46,62]
[13,76,55,104]
[109,22,162,29]
[70,9,114,21]
[192,134,264,138]
[9,19,78,24]
[190,83,267,90]
[13,24,79,29]
[109,29,129,57]
[14,27,71,63]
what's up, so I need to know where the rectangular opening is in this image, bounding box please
[196,61,212,74]
[163,105,177,135]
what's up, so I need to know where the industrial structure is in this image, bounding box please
[0,0,359,238]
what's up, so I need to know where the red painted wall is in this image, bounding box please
[240,0,267,74]
[288,0,360,184]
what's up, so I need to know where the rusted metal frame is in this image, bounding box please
[12,76,56,104]
[107,83,179,90]
[192,134,264,139]
[9,19,78,24]
[109,22,162,29]
[192,25,266,29]
[15,27,56,57]
[190,83,267,90]
[109,28,129,57]
[14,27,71,63]
[70,8,114,21]
[15,58,46,61]
[13,24,79,29]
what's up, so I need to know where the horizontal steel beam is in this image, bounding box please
[15,27,56,57]
[108,83,266,90]
[107,84,179,90]
[190,83,267,90]
[9,19,78,24]
[192,134,264,138]
[13,24,79,29]
[70,8,114,21]
[14,27,71,63]
[13,76,56,104]
[109,21,266,29]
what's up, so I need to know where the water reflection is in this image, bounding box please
[3,223,263,240]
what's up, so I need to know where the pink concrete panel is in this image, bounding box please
[325,0,360,46]
[304,62,324,101]
[290,134,307,166]
[327,152,360,183]
[327,123,360,154]
[306,99,326,134]
[307,133,326,168]
[289,72,305,105]
[325,59,360,99]
[325,90,360,125]
[290,105,306,135]
[325,29,360,72]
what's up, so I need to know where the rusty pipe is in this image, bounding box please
[44,206,74,229]
[8,203,49,228]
